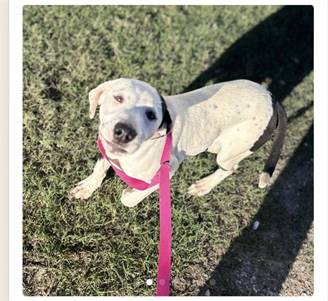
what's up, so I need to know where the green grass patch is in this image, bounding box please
[23,5,313,296]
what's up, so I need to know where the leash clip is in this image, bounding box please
[161,160,170,167]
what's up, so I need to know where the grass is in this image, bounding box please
[23,5,313,296]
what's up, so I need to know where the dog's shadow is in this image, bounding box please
[183,6,313,104]
[181,5,313,296]
[198,124,313,296]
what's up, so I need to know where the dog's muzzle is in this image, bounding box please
[113,122,137,144]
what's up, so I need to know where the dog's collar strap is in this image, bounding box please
[158,95,172,133]
[97,132,172,190]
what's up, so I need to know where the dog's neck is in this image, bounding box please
[116,134,168,181]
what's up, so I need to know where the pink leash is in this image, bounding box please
[156,133,172,296]
[97,133,173,296]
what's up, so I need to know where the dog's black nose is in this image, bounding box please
[113,122,137,144]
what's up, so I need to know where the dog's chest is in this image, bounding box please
[118,139,165,182]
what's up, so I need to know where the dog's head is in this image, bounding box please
[89,78,170,156]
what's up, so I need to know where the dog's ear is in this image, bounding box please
[88,81,111,119]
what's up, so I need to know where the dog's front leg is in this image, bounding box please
[69,158,111,200]
[121,185,159,207]
[121,158,179,207]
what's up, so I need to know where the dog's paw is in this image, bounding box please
[69,179,96,200]
[187,179,213,197]
[120,188,142,207]
[258,172,271,189]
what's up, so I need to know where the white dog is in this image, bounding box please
[69,78,287,207]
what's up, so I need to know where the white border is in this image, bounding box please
[10,0,328,300]
[9,0,23,299]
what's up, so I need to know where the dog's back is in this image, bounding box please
[166,80,274,157]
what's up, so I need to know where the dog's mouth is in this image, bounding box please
[100,134,128,154]
[107,141,127,154]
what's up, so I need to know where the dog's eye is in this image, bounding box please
[114,95,124,103]
[145,110,157,121]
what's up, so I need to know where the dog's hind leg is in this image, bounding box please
[188,168,234,197]
[188,151,252,197]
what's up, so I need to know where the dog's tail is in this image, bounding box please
[257,101,287,188]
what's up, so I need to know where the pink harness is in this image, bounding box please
[97,133,172,296]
